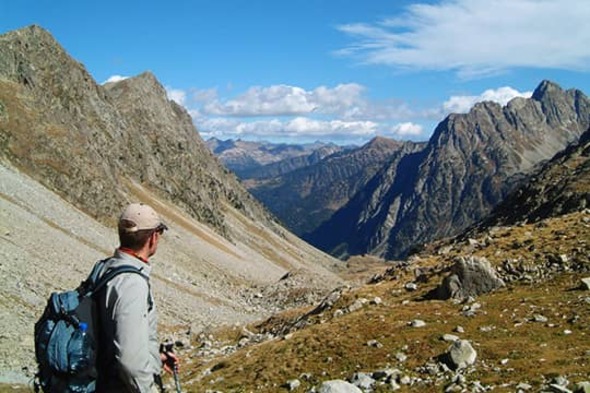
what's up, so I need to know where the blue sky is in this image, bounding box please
[2,0,590,145]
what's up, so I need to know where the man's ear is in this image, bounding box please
[149,231,158,247]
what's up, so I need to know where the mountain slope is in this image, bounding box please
[476,125,590,228]
[0,25,342,382]
[307,81,590,259]
[247,137,425,236]
[239,143,344,180]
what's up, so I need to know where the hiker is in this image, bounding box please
[95,202,178,392]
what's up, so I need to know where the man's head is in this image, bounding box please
[118,203,167,255]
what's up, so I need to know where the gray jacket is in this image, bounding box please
[95,250,161,392]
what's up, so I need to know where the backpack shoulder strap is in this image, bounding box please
[86,261,153,311]
[91,265,146,295]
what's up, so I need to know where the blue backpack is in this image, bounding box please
[34,260,145,393]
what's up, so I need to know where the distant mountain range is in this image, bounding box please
[304,81,589,259]
[205,138,346,178]
[210,82,589,260]
[245,137,425,236]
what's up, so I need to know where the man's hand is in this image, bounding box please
[160,344,180,374]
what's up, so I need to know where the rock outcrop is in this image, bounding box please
[433,256,505,300]
[475,126,590,228]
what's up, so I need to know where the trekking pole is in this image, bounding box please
[164,343,182,393]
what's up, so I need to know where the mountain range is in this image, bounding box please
[179,122,590,392]
[209,81,589,260]
[244,137,426,236]
[206,138,345,178]
[303,80,589,259]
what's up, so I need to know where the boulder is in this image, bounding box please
[574,381,590,393]
[350,372,376,390]
[444,340,477,370]
[318,380,363,393]
[435,256,505,300]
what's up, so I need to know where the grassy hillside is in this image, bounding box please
[172,211,589,392]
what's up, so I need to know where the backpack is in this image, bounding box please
[34,259,146,393]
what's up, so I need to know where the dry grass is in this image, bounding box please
[176,211,590,392]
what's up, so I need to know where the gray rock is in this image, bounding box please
[395,352,407,362]
[350,372,376,390]
[533,314,548,323]
[284,379,301,391]
[549,384,572,393]
[318,380,363,393]
[347,298,368,313]
[442,334,460,342]
[366,339,383,348]
[435,256,505,300]
[516,382,532,390]
[445,340,477,370]
[574,382,590,393]
[389,379,401,390]
[410,319,426,328]
[581,278,590,290]
[445,383,463,392]
[553,376,569,386]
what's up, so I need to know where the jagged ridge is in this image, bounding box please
[307,80,590,259]
[248,137,425,236]
[0,25,273,238]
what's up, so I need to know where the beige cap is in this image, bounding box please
[118,203,167,233]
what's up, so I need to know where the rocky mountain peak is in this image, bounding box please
[532,79,563,101]
[104,71,175,122]
[0,25,276,236]
[365,135,402,151]
[0,25,91,89]
[0,24,57,48]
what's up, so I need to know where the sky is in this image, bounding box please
[2,0,590,145]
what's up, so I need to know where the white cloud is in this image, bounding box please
[166,88,187,106]
[197,116,378,140]
[186,82,536,143]
[336,0,590,77]
[192,88,218,103]
[203,84,365,117]
[443,86,532,114]
[102,75,128,84]
[391,122,424,136]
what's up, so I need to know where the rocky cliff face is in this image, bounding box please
[307,81,590,259]
[0,25,272,238]
[248,137,425,236]
[475,125,590,228]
